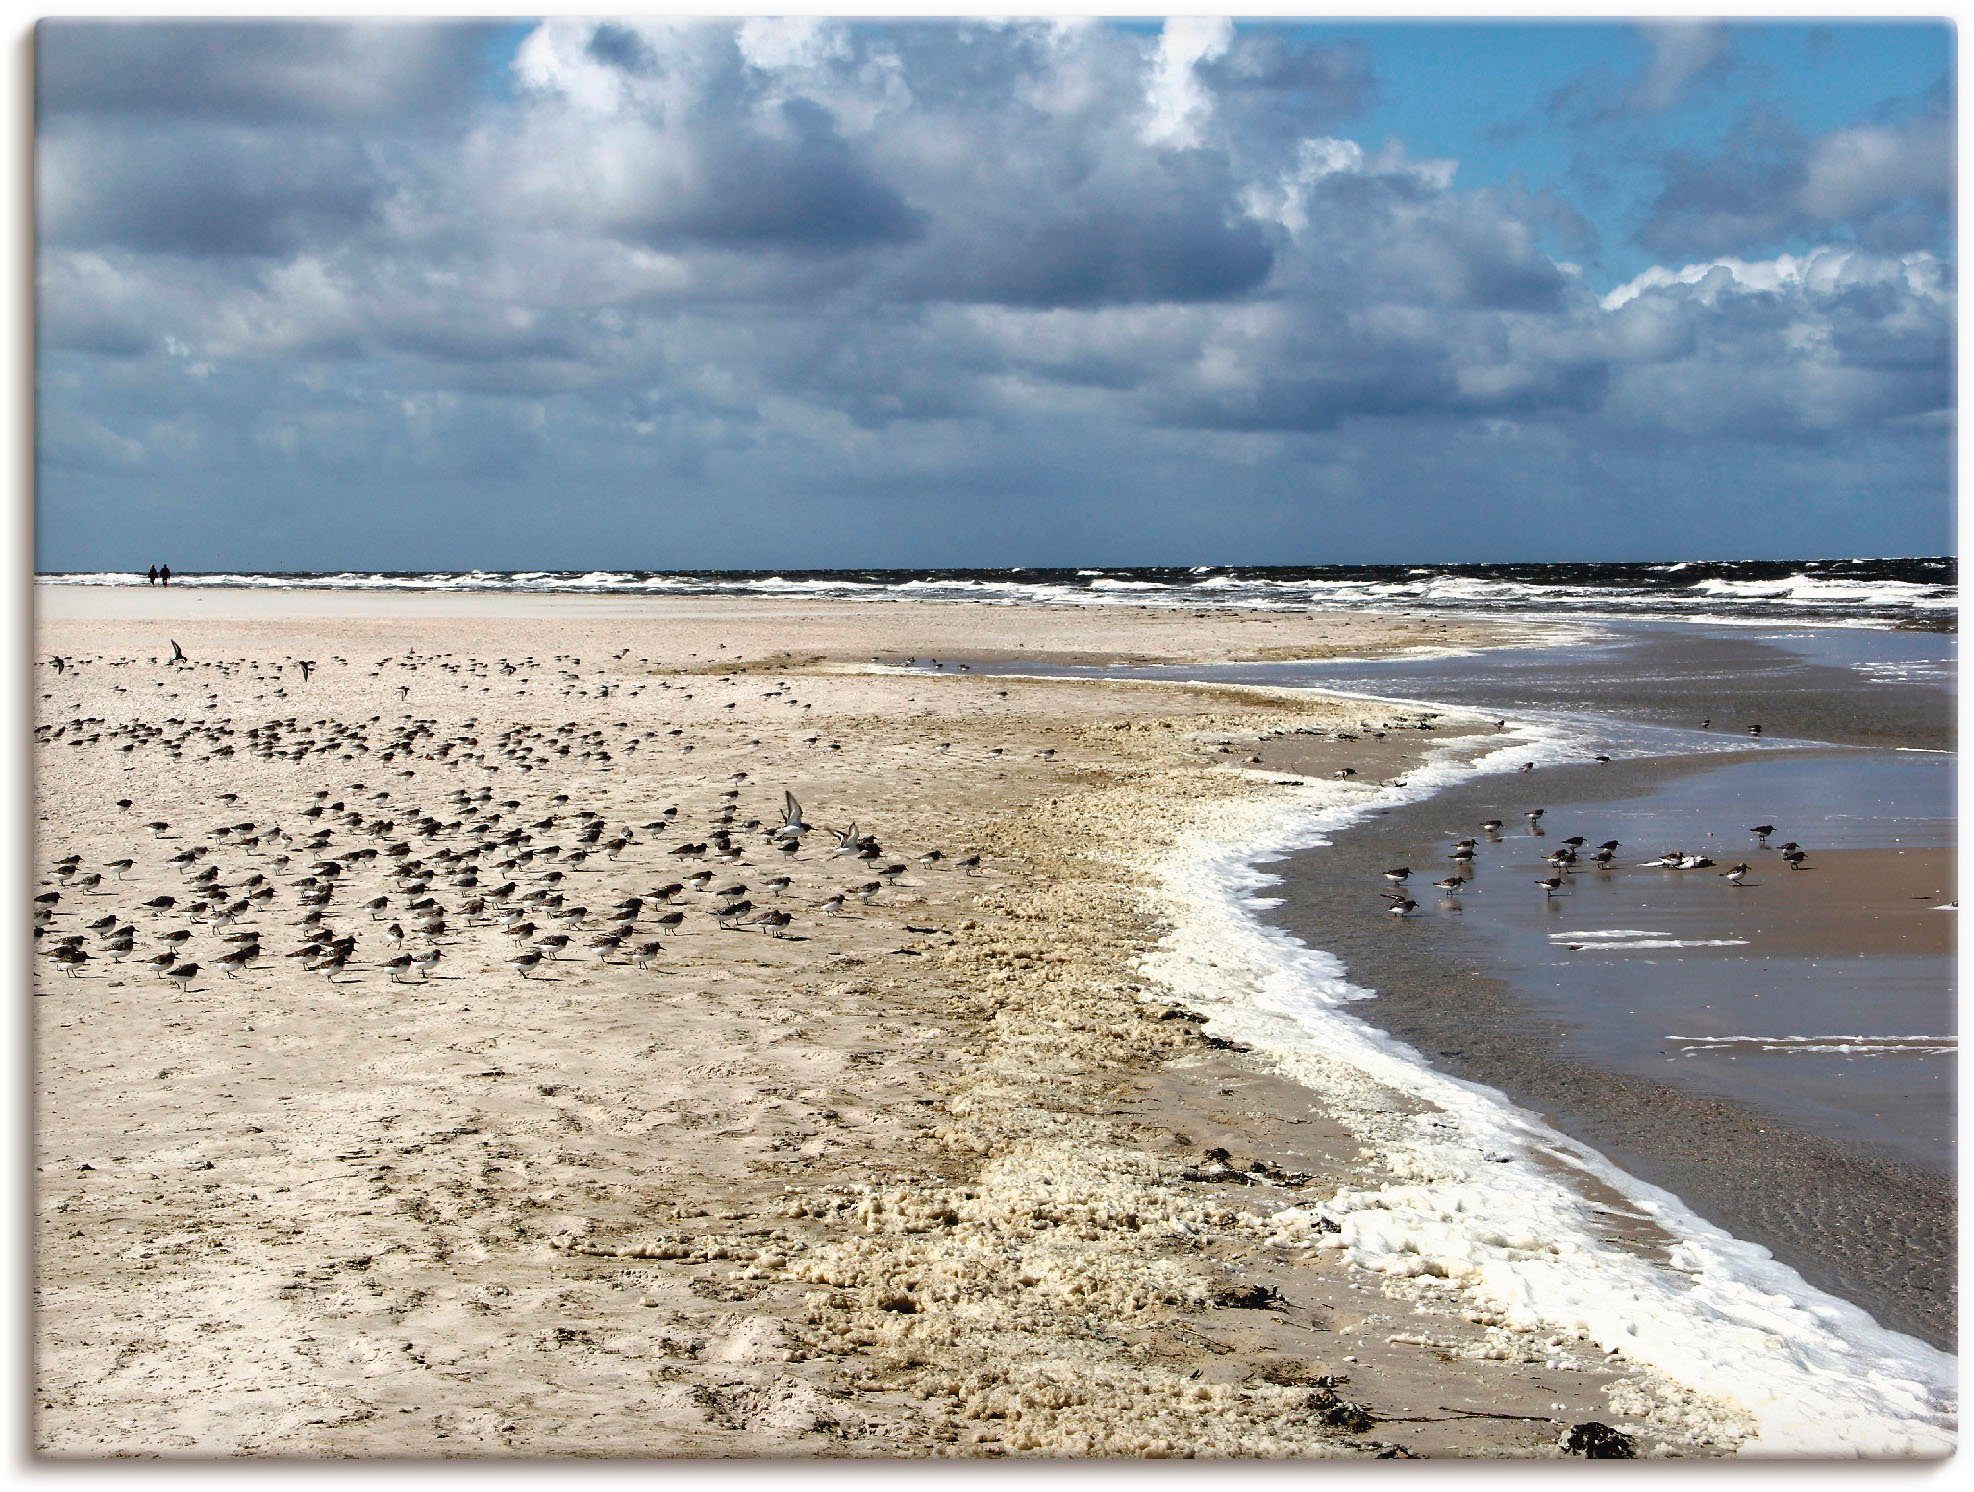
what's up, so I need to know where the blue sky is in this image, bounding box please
[35,18,1955,569]
[1317,21,1952,282]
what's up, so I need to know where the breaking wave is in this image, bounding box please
[39,557,1956,630]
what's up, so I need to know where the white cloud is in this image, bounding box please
[1139,16,1233,149]
[1800,114,1953,222]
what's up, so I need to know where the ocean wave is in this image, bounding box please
[36,559,1956,629]
[1688,573,1955,609]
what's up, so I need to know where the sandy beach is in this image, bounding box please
[29,587,1867,1458]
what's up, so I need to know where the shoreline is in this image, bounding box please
[30,589,1950,1456]
[1125,700,1955,1455]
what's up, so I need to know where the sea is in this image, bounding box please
[38,555,1959,631]
[41,556,1959,1451]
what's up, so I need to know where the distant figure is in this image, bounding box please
[160,564,172,585]
[146,565,158,586]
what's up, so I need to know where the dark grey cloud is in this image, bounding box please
[897,185,1273,308]
[36,19,501,124]
[40,126,384,259]
[635,99,922,254]
[1201,31,1374,142]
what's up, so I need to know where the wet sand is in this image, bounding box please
[1266,747,1957,1349]
[35,588,1751,1458]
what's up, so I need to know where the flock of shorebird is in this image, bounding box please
[1379,805,1809,917]
[34,645,987,992]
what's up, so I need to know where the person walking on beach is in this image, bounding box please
[159,564,172,586]
[146,565,158,586]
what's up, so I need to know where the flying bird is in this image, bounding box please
[776,791,810,840]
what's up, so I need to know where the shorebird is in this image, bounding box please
[1479,820,1504,835]
[1535,876,1565,897]
[1749,824,1776,844]
[1386,897,1418,917]
[212,943,259,978]
[1433,876,1466,894]
[1781,848,1809,870]
[1382,867,1411,885]
[1721,863,1751,886]
[775,791,811,841]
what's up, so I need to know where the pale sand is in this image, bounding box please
[32,589,1736,1458]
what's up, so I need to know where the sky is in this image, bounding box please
[34,16,1956,571]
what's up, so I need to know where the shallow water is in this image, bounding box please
[1255,624,1957,1347]
[957,619,1958,1348]
[1134,617,1957,753]
[1382,749,1955,1171]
